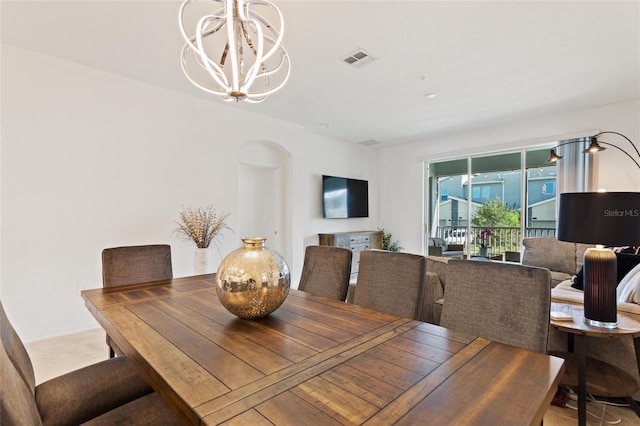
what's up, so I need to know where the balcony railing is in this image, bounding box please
[432,226,557,258]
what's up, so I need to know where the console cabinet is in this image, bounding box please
[318,230,383,282]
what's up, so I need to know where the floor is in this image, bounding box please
[25,329,640,426]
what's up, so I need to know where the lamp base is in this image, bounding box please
[583,247,617,328]
[583,318,618,329]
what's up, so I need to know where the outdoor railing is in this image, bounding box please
[432,226,557,258]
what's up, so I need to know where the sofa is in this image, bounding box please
[426,237,640,400]
[427,238,464,258]
[521,237,593,287]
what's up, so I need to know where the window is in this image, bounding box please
[481,186,490,198]
[425,147,558,257]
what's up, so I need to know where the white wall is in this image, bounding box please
[4,44,637,342]
[0,45,378,341]
[378,99,640,256]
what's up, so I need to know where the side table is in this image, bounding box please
[550,302,640,426]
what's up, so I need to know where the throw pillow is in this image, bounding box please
[617,263,640,304]
[571,252,640,291]
[610,246,640,254]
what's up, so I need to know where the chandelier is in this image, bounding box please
[179,0,290,103]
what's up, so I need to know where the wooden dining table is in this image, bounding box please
[82,274,564,425]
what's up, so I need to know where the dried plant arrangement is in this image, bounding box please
[175,205,231,248]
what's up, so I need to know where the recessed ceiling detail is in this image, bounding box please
[341,49,377,68]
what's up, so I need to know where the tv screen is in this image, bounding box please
[322,175,369,218]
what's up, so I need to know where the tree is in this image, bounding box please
[471,197,520,252]
[472,197,520,227]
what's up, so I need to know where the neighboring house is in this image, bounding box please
[528,198,557,229]
[436,196,481,228]
[436,167,557,227]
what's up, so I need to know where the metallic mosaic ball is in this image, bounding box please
[216,238,290,319]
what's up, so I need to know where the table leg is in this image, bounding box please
[625,397,640,417]
[577,344,587,426]
[567,334,586,426]
[568,334,574,353]
[632,337,640,418]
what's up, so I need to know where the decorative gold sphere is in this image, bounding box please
[216,238,290,319]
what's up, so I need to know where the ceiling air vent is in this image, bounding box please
[341,49,377,68]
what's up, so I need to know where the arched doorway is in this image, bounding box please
[238,141,291,261]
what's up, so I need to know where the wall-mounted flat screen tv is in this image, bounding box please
[322,175,369,219]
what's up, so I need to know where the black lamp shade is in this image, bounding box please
[557,192,640,328]
[558,192,640,246]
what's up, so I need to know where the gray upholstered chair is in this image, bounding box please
[353,250,427,320]
[298,245,352,301]
[440,259,552,354]
[102,244,173,357]
[0,301,178,426]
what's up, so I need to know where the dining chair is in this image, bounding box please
[440,259,552,354]
[298,245,352,301]
[102,244,173,357]
[353,250,427,320]
[0,301,178,426]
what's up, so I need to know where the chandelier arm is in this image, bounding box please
[244,95,267,103]
[180,56,230,96]
[239,24,270,85]
[245,54,290,97]
[239,19,266,92]
[245,7,284,64]
[595,131,640,159]
[181,7,230,89]
[240,26,287,82]
[219,40,230,68]
[186,26,226,71]
[179,2,225,55]
[178,0,198,50]
[253,51,287,78]
[196,15,231,88]
[247,25,285,66]
[222,0,241,93]
[236,2,271,91]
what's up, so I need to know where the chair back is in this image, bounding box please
[102,244,173,287]
[102,245,173,356]
[353,250,427,320]
[0,302,43,425]
[440,259,551,354]
[298,246,352,301]
[0,302,36,393]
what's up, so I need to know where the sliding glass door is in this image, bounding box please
[425,147,556,259]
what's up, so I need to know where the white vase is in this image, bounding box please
[194,248,212,275]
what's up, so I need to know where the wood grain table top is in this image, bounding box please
[82,274,564,425]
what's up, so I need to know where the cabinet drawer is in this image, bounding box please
[350,242,370,252]
[349,235,371,245]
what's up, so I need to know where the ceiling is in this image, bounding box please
[2,1,639,148]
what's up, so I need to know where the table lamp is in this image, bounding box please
[557,192,640,328]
